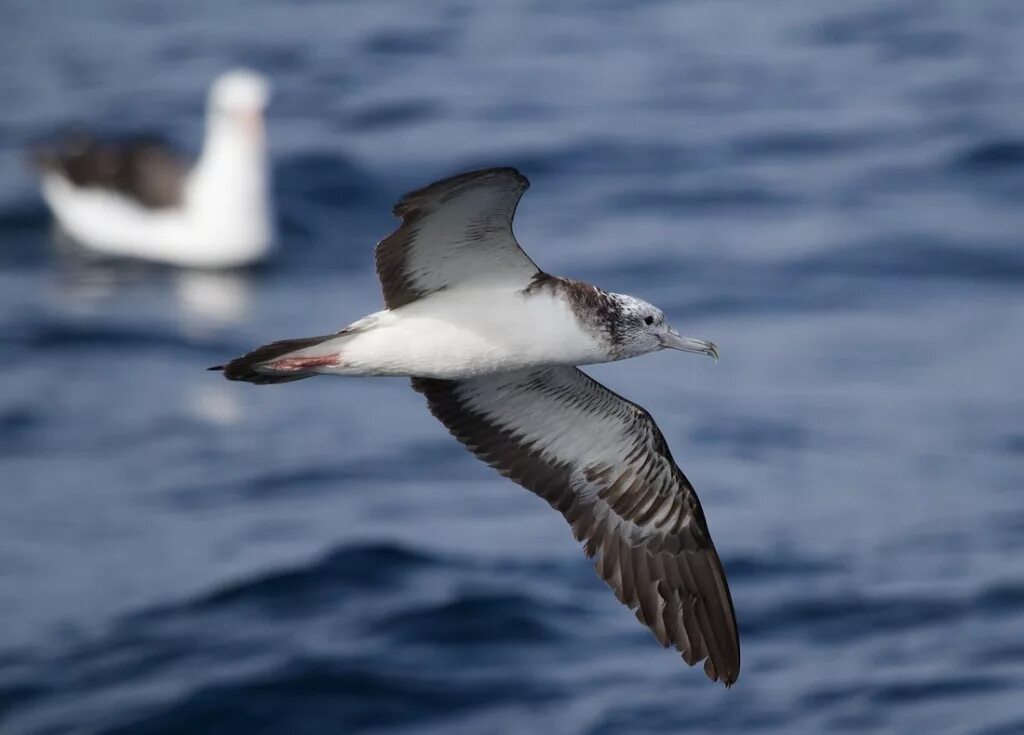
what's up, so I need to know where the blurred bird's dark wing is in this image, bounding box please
[32,133,189,209]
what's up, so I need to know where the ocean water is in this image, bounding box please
[2,1,1024,733]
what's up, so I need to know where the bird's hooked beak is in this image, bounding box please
[660,328,719,362]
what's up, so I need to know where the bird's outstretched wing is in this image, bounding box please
[375,167,540,309]
[412,366,740,686]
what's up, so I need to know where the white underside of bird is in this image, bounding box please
[40,168,273,269]
[271,286,609,379]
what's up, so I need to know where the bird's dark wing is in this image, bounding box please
[375,167,540,309]
[412,366,740,686]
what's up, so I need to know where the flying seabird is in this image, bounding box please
[212,167,740,686]
[32,69,274,269]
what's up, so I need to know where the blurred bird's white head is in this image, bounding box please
[208,69,271,137]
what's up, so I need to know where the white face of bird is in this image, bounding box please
[611,294,719,361]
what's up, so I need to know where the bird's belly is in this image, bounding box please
[337,292,603,378]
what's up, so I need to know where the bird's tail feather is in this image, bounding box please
[210,333,343,385]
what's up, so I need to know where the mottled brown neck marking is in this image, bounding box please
[526,272,625,351]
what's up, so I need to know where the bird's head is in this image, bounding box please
[208,69,271,140]
[609,293,719,362]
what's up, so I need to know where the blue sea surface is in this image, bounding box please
[2,1,1024,733]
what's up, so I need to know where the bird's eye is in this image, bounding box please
[644,315,654,326]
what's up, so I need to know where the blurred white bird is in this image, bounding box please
[32,69,275,269]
